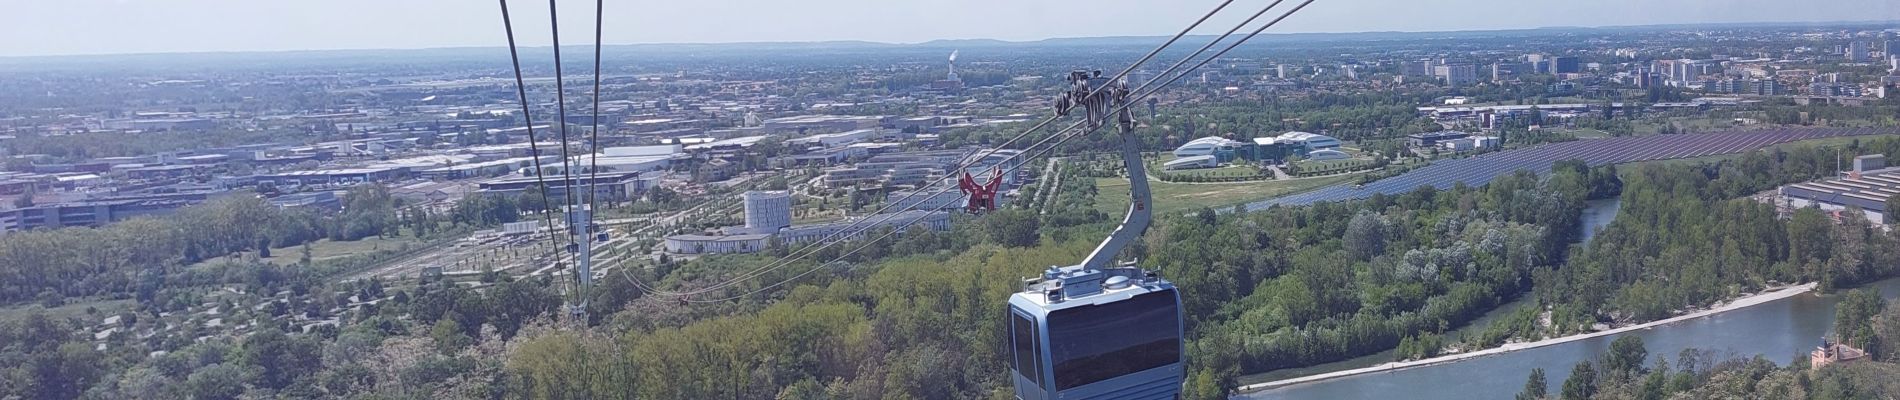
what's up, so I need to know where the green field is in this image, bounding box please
[1565,128,1614,138]
[290,235,429,262]
[1159,163,1265,178]
[1094,174,1357,216]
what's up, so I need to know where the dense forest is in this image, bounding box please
[1162,163,1622,396]
[14,134,1900,399]
[0,181,555,308]
[1501,138,1900,343]
[446,160,1622,400]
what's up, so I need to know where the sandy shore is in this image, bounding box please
[1234,283,1817,393]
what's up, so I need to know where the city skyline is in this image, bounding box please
[4,0,1899,57]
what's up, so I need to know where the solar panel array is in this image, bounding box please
[1247,127,1900,209]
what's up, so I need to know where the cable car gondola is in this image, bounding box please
[1008,71,1184,400]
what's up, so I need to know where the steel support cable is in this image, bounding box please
[498,0,568,264]
[727,0,1235,268]
[679,0,1319,303]
[662,0,1284,296]
[627,0,1243,297]
[546,0,593,305]
[548,0,580,213]
[585,0,605,215]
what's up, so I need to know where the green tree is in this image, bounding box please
[645,186,679,205]
[255,235,272,258]
[1876,301,1900,362]
[982,209,1041,248]
[1605,335,1648,375]
[1184,368,1226,400]
[1344,211,1388,261]
[1887,194,1900,224]
[1639,357,1670,400]
[239,329,321,390]
[430,318,472,353]
[16,342,105,400]
[1560,361,1597,400]
[518,185,550,213]
[184,363,250,400]
[487,279,562,339]
[1835,289,1886,350]
[1516,367,1548,400]
[1789,207,1835,265]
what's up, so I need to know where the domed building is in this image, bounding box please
[1172,136,1244,158]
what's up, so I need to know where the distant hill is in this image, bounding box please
[4,20,1896,68]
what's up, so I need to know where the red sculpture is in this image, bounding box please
[957,168,1004,212]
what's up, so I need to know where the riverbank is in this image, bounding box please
[1234,282,1818,393]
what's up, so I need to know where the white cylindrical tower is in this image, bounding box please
[743,190,792,232]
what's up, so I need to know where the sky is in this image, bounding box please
[4,0,1899,57]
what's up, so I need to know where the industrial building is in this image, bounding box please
[821,150,967,188]
[1778,154,1899,222]
[789,129,880,149]
[417,157,550,180]
[475,171,657,203]
[1416,103,1629,129]
[737,191,792,234]
[1305,149,1351,161]
[0,192,210,233]
[572,154,673,174]
[761,115,885,134]
[1163,155,1219,170]
[685,135,770,155]
[268,191,341,210]
[1173,137,1244,158]
[1165,131,1341,166]
[1272,131,1341,152]
[663,233,774,254]
[603,145,682,157]
[1406,131,1471,148]
[885,189,967,210]
[1438,136,1501,152]
[257,166,409,187]
[104,118,217,132]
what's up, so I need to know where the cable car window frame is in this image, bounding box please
[1010,307,1043,387]
[1045,288,1181,391]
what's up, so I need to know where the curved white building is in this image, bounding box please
[1163,155,1219,170]
[1276,131,1341,151]
[742,190,792,233]
[1173,136,1242,157]
[1305,149,1350,161]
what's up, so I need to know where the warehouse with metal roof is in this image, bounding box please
[1778,154,1898,222]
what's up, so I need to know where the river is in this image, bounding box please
[1237,278,1900,399]
[1235,197,1899,399]
[1576,198,1621,243]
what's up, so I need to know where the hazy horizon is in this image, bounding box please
[6,0,1900,58]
